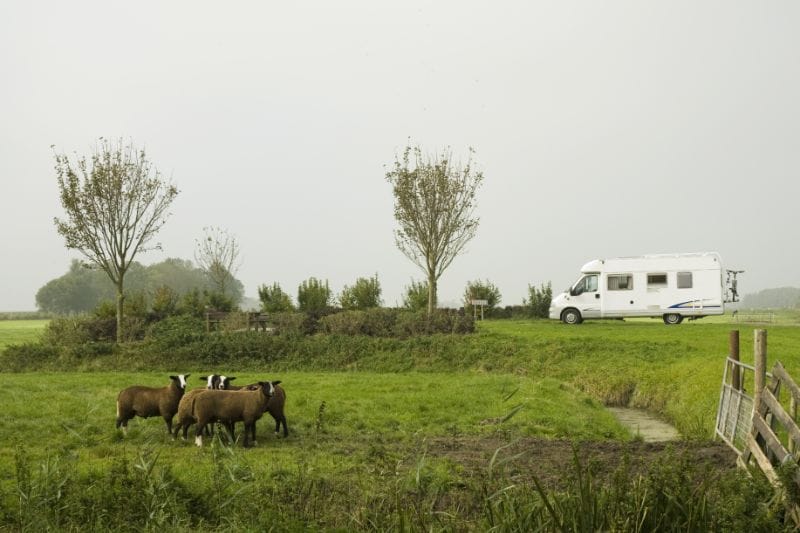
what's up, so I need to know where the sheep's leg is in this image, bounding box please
[194,423,205,447]
[242,423,253,447]
[280,416,288,437]
[164,416,173,435]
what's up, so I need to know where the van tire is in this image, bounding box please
[561,308,582,325]
[663,313,683,325]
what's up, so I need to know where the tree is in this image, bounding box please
[386,143,483,315]
[258,283,294,313]
[402,279,429,312]
[53,139,178,342]
[524,282,553,318]
[297,277,331,314]
[195,226,241,301]
[339,274,382,310]
[462,279,502,312]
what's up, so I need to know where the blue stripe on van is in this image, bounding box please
[669,301,721,309]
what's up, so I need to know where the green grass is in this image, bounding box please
[0,319,47,351]
[1,317,795,530]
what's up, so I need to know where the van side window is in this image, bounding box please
[677,272,693,289]
[608,274,633,290]
[647,273,668,288]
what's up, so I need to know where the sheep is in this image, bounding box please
[115,374,190,435]
[172,374,237,440]
[192,381,279,447]
[229,381,289,438]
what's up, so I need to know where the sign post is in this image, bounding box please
[470,299,489,320]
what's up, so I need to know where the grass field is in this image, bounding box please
[0,319,47,351]
[0,316,797,530]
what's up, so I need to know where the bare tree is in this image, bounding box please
[53,138,178,342]
[386,144,483,315]
[194,226,241,299]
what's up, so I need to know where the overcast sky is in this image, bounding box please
[1,1,798,311]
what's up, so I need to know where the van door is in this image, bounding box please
[569,274,601,319]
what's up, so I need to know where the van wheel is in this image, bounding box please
[562,308,582,325]
[663,313,683,325]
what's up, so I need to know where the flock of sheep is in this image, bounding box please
[115,373,287,447]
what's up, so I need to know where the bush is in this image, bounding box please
[257,283,294,313]
[145,315,206,351]
[339,275,382,310]
[463,279,502,311]
[268,312,308,336]
[525,282,553,318]
[0,342,60,371]
[320,308,474,337]
[297,277,332,314]
[402,280,429,312]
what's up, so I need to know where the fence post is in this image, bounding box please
[754,329,767,409]
[730,330,740,391]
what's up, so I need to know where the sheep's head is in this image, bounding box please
[199,375,221,390]
[258,381,277,397]
[219,376,236,389]
[169,374,190,390]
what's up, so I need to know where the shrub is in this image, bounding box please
[462,279,502,311]
[525,282,553,318]
[0,342,60,371]
[151,285,179,319]
[339,274,382,310]
[268,312,308,336]
[402,280,429,312]
[320,308,472,337]
[297,277,332,314]
[145,315,206,351]
[258,282,294,313]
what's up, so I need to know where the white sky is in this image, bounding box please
[1,1,799,311]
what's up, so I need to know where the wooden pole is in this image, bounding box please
[754,329,767,410]
[730,330,740,391]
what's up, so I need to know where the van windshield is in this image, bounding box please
[571,274,598,295]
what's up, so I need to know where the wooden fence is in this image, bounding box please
[205,311,273,333]
[716,329,800,525]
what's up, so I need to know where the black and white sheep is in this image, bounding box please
[192,381,279,447]
[172,374,237,440]
[115,374,190,435]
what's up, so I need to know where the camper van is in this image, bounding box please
[549,252,741,325]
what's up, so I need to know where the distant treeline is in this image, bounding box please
[741,287,800,309]
[35,258,245,314]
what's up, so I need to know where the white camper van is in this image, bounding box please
[549,252,741,325]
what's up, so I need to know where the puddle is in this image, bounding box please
[607,407,680,442]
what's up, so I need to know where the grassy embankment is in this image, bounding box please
[0,317,796,530]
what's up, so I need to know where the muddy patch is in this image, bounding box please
[607,407,680,442]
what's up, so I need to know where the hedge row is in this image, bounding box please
[1,309,477,372]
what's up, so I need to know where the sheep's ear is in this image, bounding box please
[185,373,191,379]
[228,377,237,382]
[169,375,178,381]
[272,380,282,386]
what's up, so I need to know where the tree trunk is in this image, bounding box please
[116,284,125,343]
[427,273,437,316]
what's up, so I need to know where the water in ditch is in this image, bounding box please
[607,407,680,442]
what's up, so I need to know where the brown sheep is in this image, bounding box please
[115,374,190,435]
[231,381,288,437]
[192,381,279,447]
